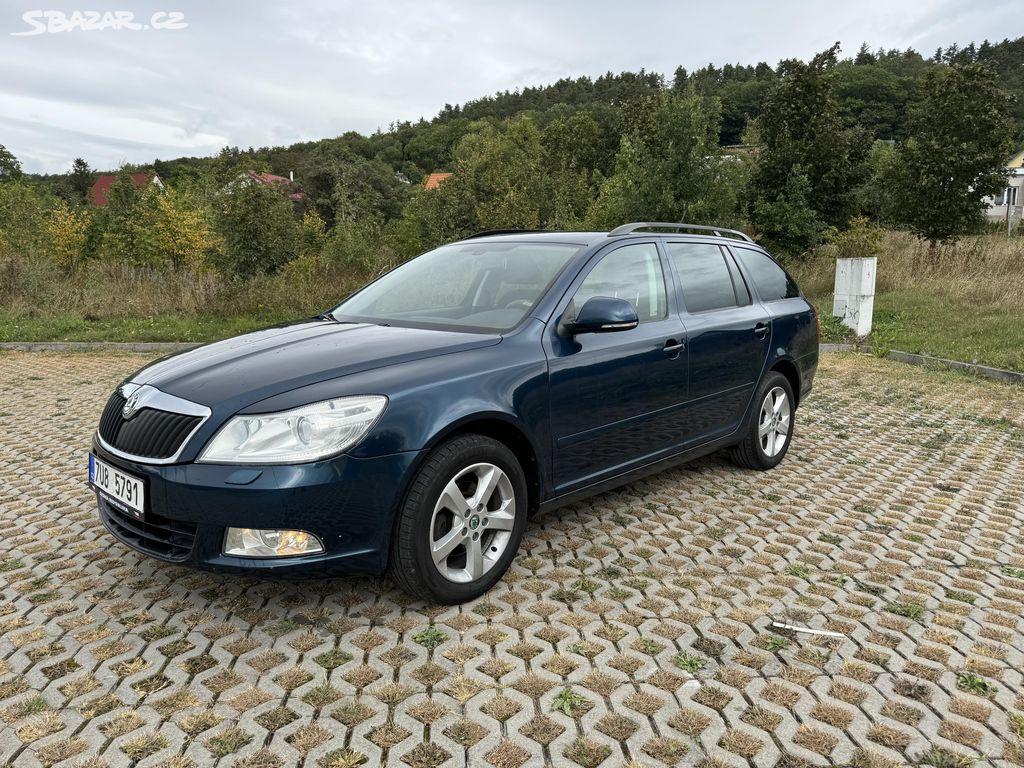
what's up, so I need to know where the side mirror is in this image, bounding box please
[566,296,639,335]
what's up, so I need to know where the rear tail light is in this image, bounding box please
[810,303,820,339]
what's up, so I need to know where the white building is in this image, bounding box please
[986,149,1024,225]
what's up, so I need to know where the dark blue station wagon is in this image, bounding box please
[91,223,818,603]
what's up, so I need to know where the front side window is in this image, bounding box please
[666,242,741,313]
[732,247,800,302]
[332,241,582,332]
[572,243,667,323]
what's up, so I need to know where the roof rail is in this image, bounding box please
[607,222,754,243]
[465,229,546,239]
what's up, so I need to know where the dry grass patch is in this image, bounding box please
[120,731,169,762]
[937,719,983,749]
[205,726,253,758]
[579,671,619,696]
[719,728,763,759]
[760,682,800,708]
[810,701,854,729]
[372,681,415,705]
[848,748,904,768]
[595,713,639,741]
[255,705,298,732]
[226,687,274,712]
[400,742,450,768]
[741,705,783,732]
[668,707,712,738]
[519,714,564,746]
[320,748,370,768]
[178,709,223,737]
[623,690,664,716]
[151,688,201,717]
[332,701,376,727]
[643,736,688,765]
[866,724,912,750]
[564,736,612,768]
[443,718,488,747]
[202,669,243,694]
[287,723,332,754]
[233,747,285,768]
[406,699,449,724]
[880,700,923,726]
[485,739,531,768]
[482,694,522,722]
[99,711,145,738]
[792,724,838,756]
[367,721,411,749]
[35,736,86,767]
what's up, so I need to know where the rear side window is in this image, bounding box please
[733,247,800,301]
[666,242,741,313]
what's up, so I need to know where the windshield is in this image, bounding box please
[331,241,583,332]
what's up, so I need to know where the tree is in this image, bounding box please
[135,190,221,270]
[586,89,730,228]
[886,63,1015,247]
[46,202,90,271]
[0,179,53,256]
[95,169,146,264]
[0,144,22,182]
[68,158,95,203]
[749,44,871,254]
[215,180,301,276]
[833,63,909,140]
[394,117,549,253]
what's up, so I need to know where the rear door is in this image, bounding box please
[665,240,770,441]
[546,240,688,491]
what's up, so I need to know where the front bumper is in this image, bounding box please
[91,436,422,576]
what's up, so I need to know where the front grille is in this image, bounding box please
[98,390,201,460]
[98,496,197,561]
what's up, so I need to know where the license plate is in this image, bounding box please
[89,454,145,520]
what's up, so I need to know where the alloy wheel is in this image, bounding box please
[758,386,791,457]
[429,462,516,583]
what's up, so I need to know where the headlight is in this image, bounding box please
[198,395,387,464]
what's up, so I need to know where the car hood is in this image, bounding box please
[131,320,501,408]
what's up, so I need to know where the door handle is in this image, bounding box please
[663,339,685,355]
[754,323,769,339]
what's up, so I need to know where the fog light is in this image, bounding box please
[224,528,324,558]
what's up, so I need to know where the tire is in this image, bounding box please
[388,434,528,604]
[729,371,796,471]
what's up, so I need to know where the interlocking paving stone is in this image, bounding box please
[0,351,1023,767]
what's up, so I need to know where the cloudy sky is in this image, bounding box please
[1,0,1017,174]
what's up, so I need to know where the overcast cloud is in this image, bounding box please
[1,0,1018,174]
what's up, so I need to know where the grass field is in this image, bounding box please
[795,231,1024,372]
[809,290,1024,372]
[2,231,1022,371]
[0,311,298,343]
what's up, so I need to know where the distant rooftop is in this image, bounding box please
[423,172,452,190]
[89,172,157,207]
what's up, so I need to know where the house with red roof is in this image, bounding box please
[232,170,306,202]
[423,172,452,190]
[88,172,163,207]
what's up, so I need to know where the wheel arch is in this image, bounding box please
[420,413,544,517]
[768,357,802,408]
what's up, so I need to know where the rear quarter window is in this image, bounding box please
[732,247,800,302]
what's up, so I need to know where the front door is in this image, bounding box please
[546,241,688,491]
